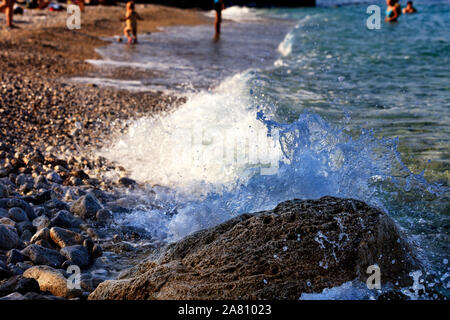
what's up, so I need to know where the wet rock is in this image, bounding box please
[7,263,24,276]
[0,292,27,300]
[23,265,82,298]
[91,244,103,259]
[46,171,62,184]
[44,199,70,212]
[50,210,74,228]
[70,194,102,219]
[0,275,40,296]
[8,207,29,222]
[0,217,16,227]
[22,190,52,205]
[49,227,84,248]
[0,265,13,280]
[0,224,21,250]
[20,229,33,242]
[0,208,8,218]
[30,227,51,244]
[118,177,136,188]
[96,209,112,224]
[6,249,25,265]
[21,244,65,268]
[6,199,36,221]
[80,273,103,293]
[60,245,90,269]
[0,184,8,198]
[16,221,33,236]
[32,215,50,231]
[89,197,421,300]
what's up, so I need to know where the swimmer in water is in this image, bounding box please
[403,1,417,14]
[385,0,400,23]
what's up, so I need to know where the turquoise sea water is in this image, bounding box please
[82,0,449,299]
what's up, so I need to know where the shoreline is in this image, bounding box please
[0,4,212,299]
[0,4,211,157]
[1,4,447,301]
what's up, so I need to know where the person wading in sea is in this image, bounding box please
[385,0,401,22]
[0,0,15,28]
[214,0,224,41]
[403,1,417,14]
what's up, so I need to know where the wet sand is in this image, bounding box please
[0,4,211,157]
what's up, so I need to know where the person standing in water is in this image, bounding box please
[0,0,15,28]
[214,0,224,40]
[403,1,417,14]
[121,1,143,44]
[385,0,401,22]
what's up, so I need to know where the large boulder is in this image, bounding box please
[23,266,82,298]
[89,196,421,300]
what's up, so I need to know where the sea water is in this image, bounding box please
[78,0,449,298]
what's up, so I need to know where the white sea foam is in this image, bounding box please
[100,72,284,193]
[205,6,264,22]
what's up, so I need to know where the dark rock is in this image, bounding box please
[34,239,54,249]
[60,245,90,269]
[6,198,35,221]
[61,260,74,270]
[21,244,65,268]
[95,209,112,224]
[16,220,33,236]
[70,194,102,219]
[44,199,70,212]
[16,262,32,271]
[89,197,420,300]
[7,263,24,275]
[0,265,13,280]
[118,177,136,188]
[33,206,46,217]
[0,208,7,218]
[0,184,8,198]
[71,170,90,181]
[0,224,20,250]
[8,207,28,222]
[49,227,85,248]
[7,249,25,265]
[32,215,50,231]
[20,229,33,242]
[0,275,40,296]
[22,190,52,205]
[46,171,62,184]
[50,210,74,228]
[91,245,103,259]
[30,227,51,244]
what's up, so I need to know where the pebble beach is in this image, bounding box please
[0,4,209,299]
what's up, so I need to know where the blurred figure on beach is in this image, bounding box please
[214,0,224,40]
[385,0,401,22]
[403,1,417,14]
[0,0,14,28]
[121,1,142,44]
